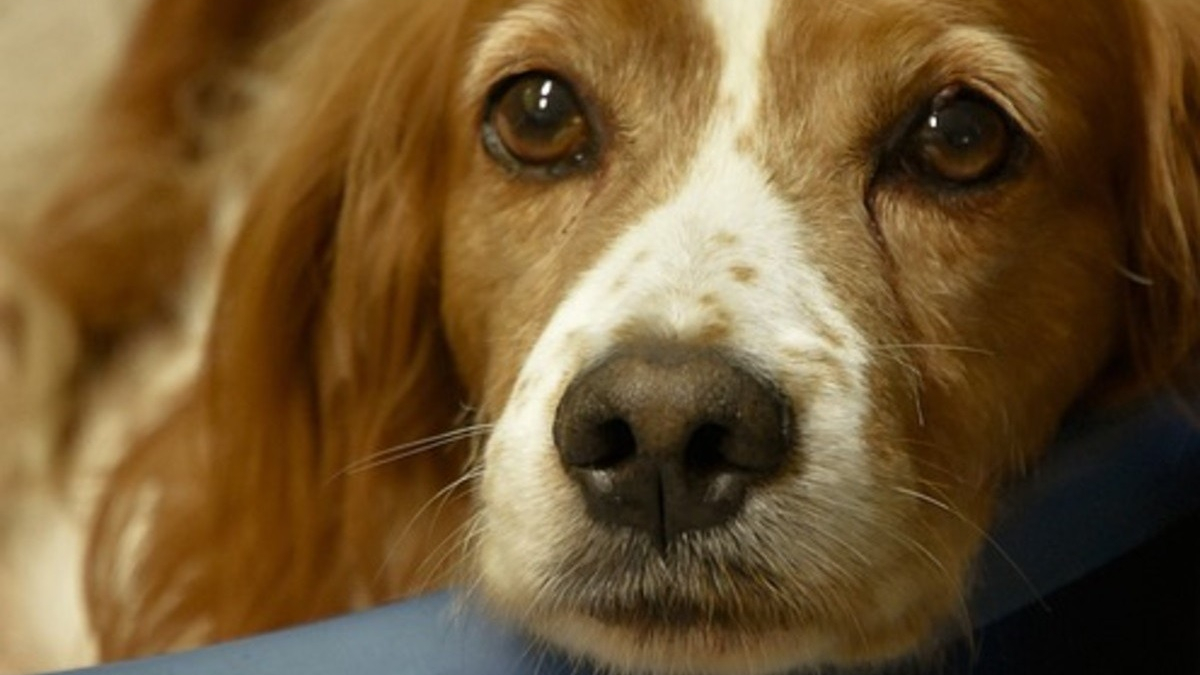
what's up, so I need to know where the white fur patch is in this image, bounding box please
[703,0,775,129]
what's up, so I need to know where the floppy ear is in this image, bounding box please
[23,0,303,347]
[1124,0,1200,388]
[87,1,474,658]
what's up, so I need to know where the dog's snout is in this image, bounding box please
[553,344,792,550]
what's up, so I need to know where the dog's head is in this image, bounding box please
[95,0,1200,671]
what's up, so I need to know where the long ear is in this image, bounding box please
[23,0,304,348]
[87,1,474,658]
[1124,0,1200,388]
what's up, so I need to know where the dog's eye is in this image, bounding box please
[483,72,596,177]
[900,87,1019,187]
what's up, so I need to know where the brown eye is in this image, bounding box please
[483,72,597,177]
[903,87,1019,187]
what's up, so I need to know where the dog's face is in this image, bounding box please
[433,0,1176,671]
[79,0,1197,666]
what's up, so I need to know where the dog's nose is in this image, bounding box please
[553,343,792,551]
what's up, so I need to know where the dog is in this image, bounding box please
[3,0,1197,672]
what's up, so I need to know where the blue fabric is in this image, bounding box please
[59,594,562,675]
[970,397,1200,625]
[55,397,1200,675]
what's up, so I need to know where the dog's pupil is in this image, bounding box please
[518,77,575,129]
[919,96,1010,183]
[932,100,993,150]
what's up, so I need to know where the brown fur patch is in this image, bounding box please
[729,264,759,284]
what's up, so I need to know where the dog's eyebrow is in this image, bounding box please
[925,27,1050,140]
[463,3,576,105]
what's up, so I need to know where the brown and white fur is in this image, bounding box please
[1,0,1198,673]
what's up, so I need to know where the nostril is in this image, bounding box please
[685,423,733,476]
[592,419,637,469]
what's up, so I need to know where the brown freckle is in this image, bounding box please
[729,265,758,284]
[699,293,720,308]
[610,321,645,346]
[782,347,852,391]
[631,250,649,265]
[562,330,588,356]
[696,321,732,344]
[810,354,852,391]
[782,347,808,362]
[816,323,846,350]
[736,130,756,156]
[712,232,738,247]
[0,302,26,361]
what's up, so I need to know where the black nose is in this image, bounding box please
[553,343,792,551]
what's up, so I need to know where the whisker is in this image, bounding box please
[375,465,484,586]
[869,342,996,357]
[879,527,975,644]
[453,512,489,603]
[892,486,1048,611]
[897,452,974,488]
[413,483,485,591]
[330,424,494,481]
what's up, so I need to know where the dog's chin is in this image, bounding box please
[526,613,838,675]
[517,601,933,675]
[481,533,948,675]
